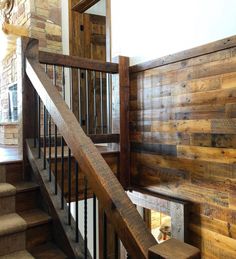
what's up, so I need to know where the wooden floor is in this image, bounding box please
[0,145,22,163]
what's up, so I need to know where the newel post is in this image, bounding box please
[148,238,200,259]
[17,37,39,179]
[118,56,131,189]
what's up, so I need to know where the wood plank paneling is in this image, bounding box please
[130,37,236,258]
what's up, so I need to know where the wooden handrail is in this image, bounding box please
[130,34,236,73]
[25,39,157,259]
[39,51,119,73]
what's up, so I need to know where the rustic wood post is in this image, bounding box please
[118,56,130,189]
[18,37,38,179]
[148,238,200,259]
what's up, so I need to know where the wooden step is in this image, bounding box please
[30,242,67,259]
[0,213,27,256]
[0,183,16,216]
[19,209,52,250]
[15,182,40,212]
[0,250,34,258]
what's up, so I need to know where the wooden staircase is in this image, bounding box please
[0,161,67,258]
[3,36,200,259]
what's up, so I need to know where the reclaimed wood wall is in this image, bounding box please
[129,36,236,258]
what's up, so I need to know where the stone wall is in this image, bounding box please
[0,0,62,145]
[0,123,18,145]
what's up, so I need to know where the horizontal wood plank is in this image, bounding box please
[39,51,118,73]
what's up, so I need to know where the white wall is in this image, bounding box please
[86,0,106,16]
[111,0,236,65]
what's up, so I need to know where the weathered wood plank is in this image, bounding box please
[130,35,236,73]
[25,52,156,258]
[39,51,118,73]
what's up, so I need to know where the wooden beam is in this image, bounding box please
[128,188,189,242]
[119,56,131,188]
[88,134,120,143]
[148,239,200,259]
[130,35,236,73]
[25,38,157,258]
[38,51,118,73]
[72,0,100,13]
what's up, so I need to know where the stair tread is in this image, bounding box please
[0,183,16,197]
[0,213,27,236]
[30,242,67,259]
[19,209,52,228]
[14,181,39,193]
[0,250,34,258]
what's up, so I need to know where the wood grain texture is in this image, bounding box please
[130,38,236,258]
[39,51,118,73]
[119,56,131,188]
[25,48,157,258]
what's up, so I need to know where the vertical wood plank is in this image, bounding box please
[18,37,37,179]
[119,56,130,188]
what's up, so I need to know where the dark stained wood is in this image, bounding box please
[19,37,37,180]
[88,134,119,143]
[106,0,112,62]
[25,39,157,258]
[26,139,86,258]
[72,0,100,13]
[50,152,119,202]
[68,10,107,131]
[39,51,118,73]
[148,238,200,259]
[119,56,131,189]
[30,242,67,259]
[130,35,236,73]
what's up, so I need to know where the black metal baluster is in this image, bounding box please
[75,161,79,242]
[54,125,58,194]
[93,71,97,134]
[106,73,110,134]
[84,176,88,258]
[100,72,104,134]
[38,95,41,158]
[61,137,64,209]
[62,66,65,100]
[93,194,97,259]
[68,148,71,225]
[34,90,37,148]
[115,233,119,259]
[78,68,82,124]
[103,212,107,259]
[43,106,47,169]
[85,70,89,134]
[70,68,73,111]
[53,65,58,195]
[48,115,52,181]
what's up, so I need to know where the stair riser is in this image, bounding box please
[0,232,25,256]
[16,190,39,212]
[0,196,15,216]
[0,171,5,183]
[0,162,24,184]
[26,223,52,250]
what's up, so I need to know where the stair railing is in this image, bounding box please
[21,36,200,259]
[21,37,157,258]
